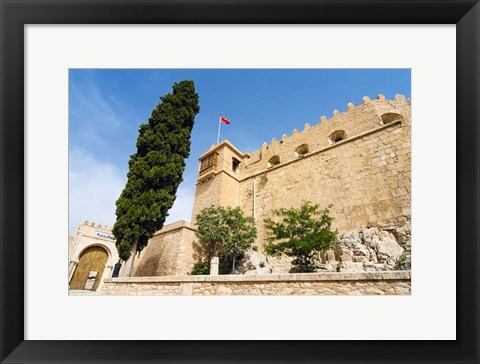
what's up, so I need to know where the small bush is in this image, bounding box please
[194,205,257,274]
[252,246,258,252]
[396,253,407,265]
[395,253,410,269]
[190,262,210,275]
[259,261,265,268]
[264,201,338,273]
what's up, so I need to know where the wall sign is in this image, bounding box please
[95,231,115,241]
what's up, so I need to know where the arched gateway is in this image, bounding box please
[70,246,108,291]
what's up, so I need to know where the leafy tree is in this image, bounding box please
[113,80,200,276]
[193,206,257,274]
[264,201,338,273]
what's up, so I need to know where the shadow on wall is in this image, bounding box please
[134,244,168,277]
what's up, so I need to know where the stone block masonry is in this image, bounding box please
[101,271,411,295]
[131,220,197,277]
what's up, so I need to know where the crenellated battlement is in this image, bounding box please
[80,220,114,232]
[241,94,410,176]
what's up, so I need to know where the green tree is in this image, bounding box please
[113,80,200,276]
[193,206,257,274]
[264,201,338,273]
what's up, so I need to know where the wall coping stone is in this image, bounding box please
[104,270,410,284]
[152,220,197,236]
[198,139,251,160]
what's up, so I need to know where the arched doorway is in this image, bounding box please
[70,246,108,291]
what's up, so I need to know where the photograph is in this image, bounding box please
[68,69,412,296]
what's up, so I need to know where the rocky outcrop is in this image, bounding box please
[243,250,272,275]
[331,227,410,272]
[241,228,411,274]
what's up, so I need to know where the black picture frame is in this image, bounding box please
[1,1,478,363]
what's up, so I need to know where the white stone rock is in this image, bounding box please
[336,228,405,271]
[256,266,272,274]
[244,250,272,275]
[377,240,404,260]
[317,263,336,272]
[364,262,385,271]
[337,261,365,272]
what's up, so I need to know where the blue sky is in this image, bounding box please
[69,69,411,235]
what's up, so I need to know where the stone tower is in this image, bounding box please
[191,140,251,221]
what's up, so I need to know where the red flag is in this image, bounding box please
[220,115,231,125]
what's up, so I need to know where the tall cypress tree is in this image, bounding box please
[113,80,200,276]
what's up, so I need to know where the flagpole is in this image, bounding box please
[216,114,222,144]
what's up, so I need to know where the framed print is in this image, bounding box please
[1,0,479,363]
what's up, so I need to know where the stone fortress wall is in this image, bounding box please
[102,271,411,296]
[191,94,411,273]
[130,220,197,277]
[70,94,412,294]
[69,220,198,283]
